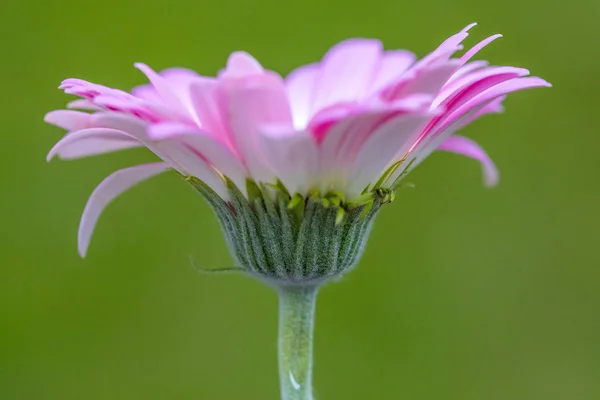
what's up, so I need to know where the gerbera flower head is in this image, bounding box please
[45,24,550,285]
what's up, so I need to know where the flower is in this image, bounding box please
[45,24,549,283]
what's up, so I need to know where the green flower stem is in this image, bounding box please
[278,285,318,400]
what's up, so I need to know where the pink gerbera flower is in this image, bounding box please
[45,23,549,264]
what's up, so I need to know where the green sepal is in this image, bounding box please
[246,178,263,202]
[186,175,387,286]
[372,159,404,189]
[390,158,416,190]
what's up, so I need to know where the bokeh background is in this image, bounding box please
[2,0,599,399]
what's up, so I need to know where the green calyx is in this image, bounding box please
[187,176,392,286]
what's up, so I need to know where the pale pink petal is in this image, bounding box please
[132,67,201,103]
[219,51,264,79]
[311,39,382,113]
[148,122,247,190]
[437,77,552,133]
[447,60,490,83]
[307,103,356,142]
[317,113,384,179]
[67,99,102,111]
[369,50,416,94]
[131,84,162,103]
[60,78,131,101]
[47,128,139,161]
[159,67,201,80]
[189,78,228,140]
[329,94,432,149]
[315,94,434,184]
[382,60,461,100]
[87,115,229,195]
[224,73,294,182]
[415,23,477,67]
[135,63,186,109]
[347,113,433,195]
[285,63,319,129]
[45,110,91,131]
[434,66,529,108]
[400,93,513,182]
[437,135,499,186]
[460,95,506,126]
[78,162,169,257]
[420,74,543,147]
[90,112,149,137]
[459,34,503,66]
[258,126,319,195]
[150,139,229,198]
[314,112,391,192]
[91,95,166,123]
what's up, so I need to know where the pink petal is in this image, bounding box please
[131,84,162,103]
[285,63,319,129]
[369,50,416,94]
[258,126,319,195]
[60,78,131,101]
[67,99,102,111]
[135,63,185,110]
[382,60,461,100]
[45,110,91,131]
[90,112,150,137]
[311,39,383,113]
[415,23,477,68]
[347,113,433,195]
[219,51,264,79]
[150,139,229,198]
[447,60,490,83]
[317,113,385,176]
[188,78,228,140]
[159,67,201,80]
[437,77,552,133]
[224,73,294,182]
[456,95,506,128]
[47,128,140,161]
[458,34,503,66]
[91,95,165,123]
[437,135,499,187]
[148,122,247,190]
[78,162,169,257]
[88,115,229,196]
[132,68,201,103]
[405,98,500,175]
[472,95,505,117]
[420,73,541,147]
[434,66,529,108]
[315,94,434,180]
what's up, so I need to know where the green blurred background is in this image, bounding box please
[2,0,599,399]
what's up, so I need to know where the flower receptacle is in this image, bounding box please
[186,176,390,287]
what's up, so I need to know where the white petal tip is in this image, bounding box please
[134,62,155,77]
[483,168,500,188]
[46,147,59,162]
[465,22,478,32]
[484,178,499,188]
[43,112,56,124]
